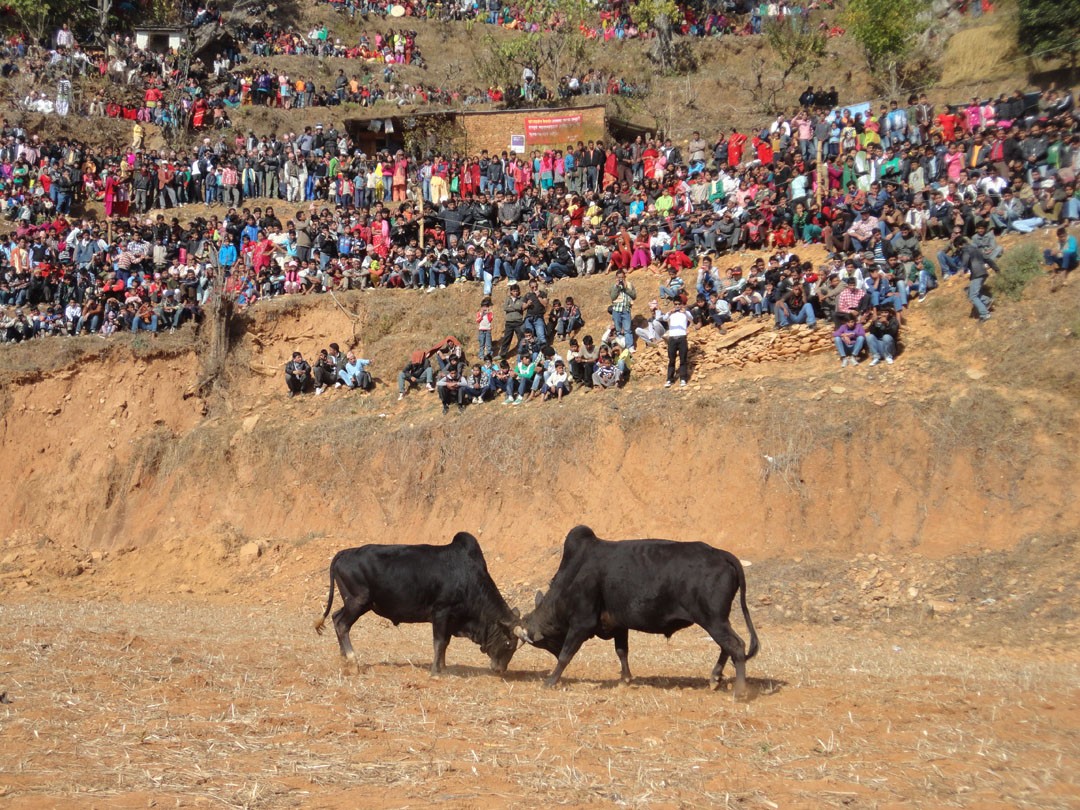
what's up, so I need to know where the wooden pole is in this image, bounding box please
[815,139,825,211]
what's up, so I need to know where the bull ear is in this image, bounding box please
[511,607,521,619]
[534,590,545,609]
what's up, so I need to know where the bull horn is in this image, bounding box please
[513,626,531,644]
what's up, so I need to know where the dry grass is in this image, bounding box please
[939,21,1018,89]
[0,598,1076,809]
[0,327,198,380]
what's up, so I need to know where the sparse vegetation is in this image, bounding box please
[995,243,1044,301]
[1017,0,1080,71]
[842,0,936,93]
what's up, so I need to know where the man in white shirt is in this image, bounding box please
[664,299,694,388]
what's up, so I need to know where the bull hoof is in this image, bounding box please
[542,677,560,689]
[709,678,722,692]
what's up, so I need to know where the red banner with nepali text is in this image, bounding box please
[524,114,584,146]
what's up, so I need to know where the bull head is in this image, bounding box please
[514,625,542,645]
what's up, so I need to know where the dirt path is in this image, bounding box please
[0,598,1075,809]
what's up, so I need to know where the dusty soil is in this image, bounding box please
[2,5,1078,803]
[2,230,1079,809]
[0,578,1077,810]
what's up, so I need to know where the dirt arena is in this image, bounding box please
[2,247,1079,809]
[1,573,1077,809]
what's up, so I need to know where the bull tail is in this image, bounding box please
[314,554,341,635]
[732,554,759,660]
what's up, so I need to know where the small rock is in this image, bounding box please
[830,385,846,394]
[239,542,262,562]
[965,368,986,380]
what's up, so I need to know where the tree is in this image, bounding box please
[731,19,827,114]
[1017,0,1080,73]
[476,0,590,100]
[764,16,827,85]
[843,0,932,92]
[629,0,685,74]
[6,0,84,46]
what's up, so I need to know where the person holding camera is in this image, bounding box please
[664,299,694,388]
[609,269,636,350]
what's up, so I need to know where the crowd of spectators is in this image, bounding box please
[314,0,833,40]
[2,14,1077,405]
[6,17,645,136]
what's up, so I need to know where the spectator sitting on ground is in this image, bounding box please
[340,351,373,389]
[1044,226,1078,292]
[592,351,621,389]
[462,362,490,402]
[397,350,434,400]
[659,265,686,302]
[634,299,667,345]
[833,311,865,367]
[436,364,465,413]
[866,304,900,365]
[284,350,311,397]
[541,359,571,401]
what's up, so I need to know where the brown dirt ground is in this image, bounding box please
[3,10,1080,802]
[1,225,1079,807]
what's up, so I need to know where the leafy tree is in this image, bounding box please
[843,0,932,92]
[5,0,85,45]
[1017,0,1080,72]
[476,0,590,99]
[764,16,828,84]
[732,18,828,113]
[629,0,683,74]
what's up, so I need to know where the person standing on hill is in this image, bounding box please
[609,268,636,351]
[664,298,694,388]
[475,297,494,359]
[496,283,525,358]
[952,237,998,322]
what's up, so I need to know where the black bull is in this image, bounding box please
[315,532,521,674]
[518,525,760,697]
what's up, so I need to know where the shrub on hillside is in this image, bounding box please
[996,244,1043,301]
